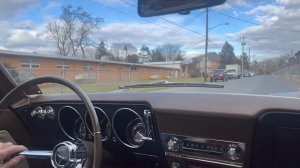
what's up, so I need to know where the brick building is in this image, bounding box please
[199,52,221,74]
[0,50,181,83]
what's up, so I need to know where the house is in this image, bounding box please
[198,52,221,74]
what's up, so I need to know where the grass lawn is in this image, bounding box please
[39,77,204,94]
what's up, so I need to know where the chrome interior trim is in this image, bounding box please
[112,108,145,148]
[85,107,111,141]
[166,152,243,168]
[58,106,84,141]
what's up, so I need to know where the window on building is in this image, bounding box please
[130,65,137,71]
[21,59,40,69]
[57,61,70,70]
[83,64,94,70]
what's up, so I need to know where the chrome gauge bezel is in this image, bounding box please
[58,106,85,141]
[85,107,111,142]
[112,108,146,148]
[126,118,146,147]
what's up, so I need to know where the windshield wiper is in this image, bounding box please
[118,80,224,89]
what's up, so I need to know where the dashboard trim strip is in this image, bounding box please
[166,152,243,168]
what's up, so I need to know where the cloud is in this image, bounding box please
[94,22,220,51]
[225,2,300,59]
[0,0,38,19]
[276,0,300,7]
[246,5,284,16]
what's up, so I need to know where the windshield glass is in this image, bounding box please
[213,69,224,74]
[1,0,300,97]
[227,70,236,73]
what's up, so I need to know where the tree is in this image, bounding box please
[241,52,250,70]
[47,5,102,58]
[140,45,151,62]
[151,47,165,62]
[110,42,137,61]
[188,56,202,77]
[95,41,107,60]
[219,41,238,68]
[160,44,184,62]
[126,54,139,63]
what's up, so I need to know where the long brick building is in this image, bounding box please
[0,50,186,83]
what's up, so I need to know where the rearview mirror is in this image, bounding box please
[138,0,227,17]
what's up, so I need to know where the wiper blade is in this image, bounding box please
[118,80,224,89]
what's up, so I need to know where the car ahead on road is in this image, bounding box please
[210,69,228,82]
[243,71,251,77]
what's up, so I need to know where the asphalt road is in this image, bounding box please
[160,75,300,96]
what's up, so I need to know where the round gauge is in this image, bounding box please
[126,119,146,147]
[58,106,84,140]
[85,107,111,141]
[73,118,87,140]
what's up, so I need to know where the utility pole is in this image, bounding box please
[248,48,251,63]
[241,37,246,77]
[204,8,209,82]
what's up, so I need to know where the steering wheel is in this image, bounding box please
[0,76,102,168]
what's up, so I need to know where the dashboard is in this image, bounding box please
[12,92,300,168]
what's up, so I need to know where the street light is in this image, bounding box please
[209,22,229,31]
[203,9,229,82]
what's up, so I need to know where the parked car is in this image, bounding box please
[210,69,228,82]
[243,71,251,77]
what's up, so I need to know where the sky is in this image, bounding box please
[0,0,300,61]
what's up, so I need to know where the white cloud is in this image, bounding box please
[276,0,300,7]
[0,0,38,19]
[41,1,62,21]
[246,5,284,15]
[95,22,220,51]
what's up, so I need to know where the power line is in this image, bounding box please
[211,9,300,33]
[96,1,169,29]
[152,12,205,45]
[119,0,220,49]
[119,0,207,37]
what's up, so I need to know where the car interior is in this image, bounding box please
[1,0,300,168]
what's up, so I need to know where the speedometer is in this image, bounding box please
[73,118,86,140]
[85,107,111,141]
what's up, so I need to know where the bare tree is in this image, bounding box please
[160,44,184,61]
[47,5,102,58]
[110,42,137,61]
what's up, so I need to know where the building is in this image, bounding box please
[0,50,180,83]
[143,61,189,78]
[198,52,221,74]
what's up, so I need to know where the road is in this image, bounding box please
[160,75,300,96]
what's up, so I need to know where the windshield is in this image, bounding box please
[213,70,224,74]
[1,0,300,97]
[227,70,236,73]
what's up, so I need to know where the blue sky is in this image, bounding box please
[0,0,300,60]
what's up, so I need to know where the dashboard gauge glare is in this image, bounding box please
[86,108,111,141]
[73,118,86,140]
[126,119,146,146]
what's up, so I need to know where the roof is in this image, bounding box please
[0,50,180,70]
[144,61,188,65]
[199,52,221,61]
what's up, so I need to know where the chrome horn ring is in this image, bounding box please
[51,141,87,168]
